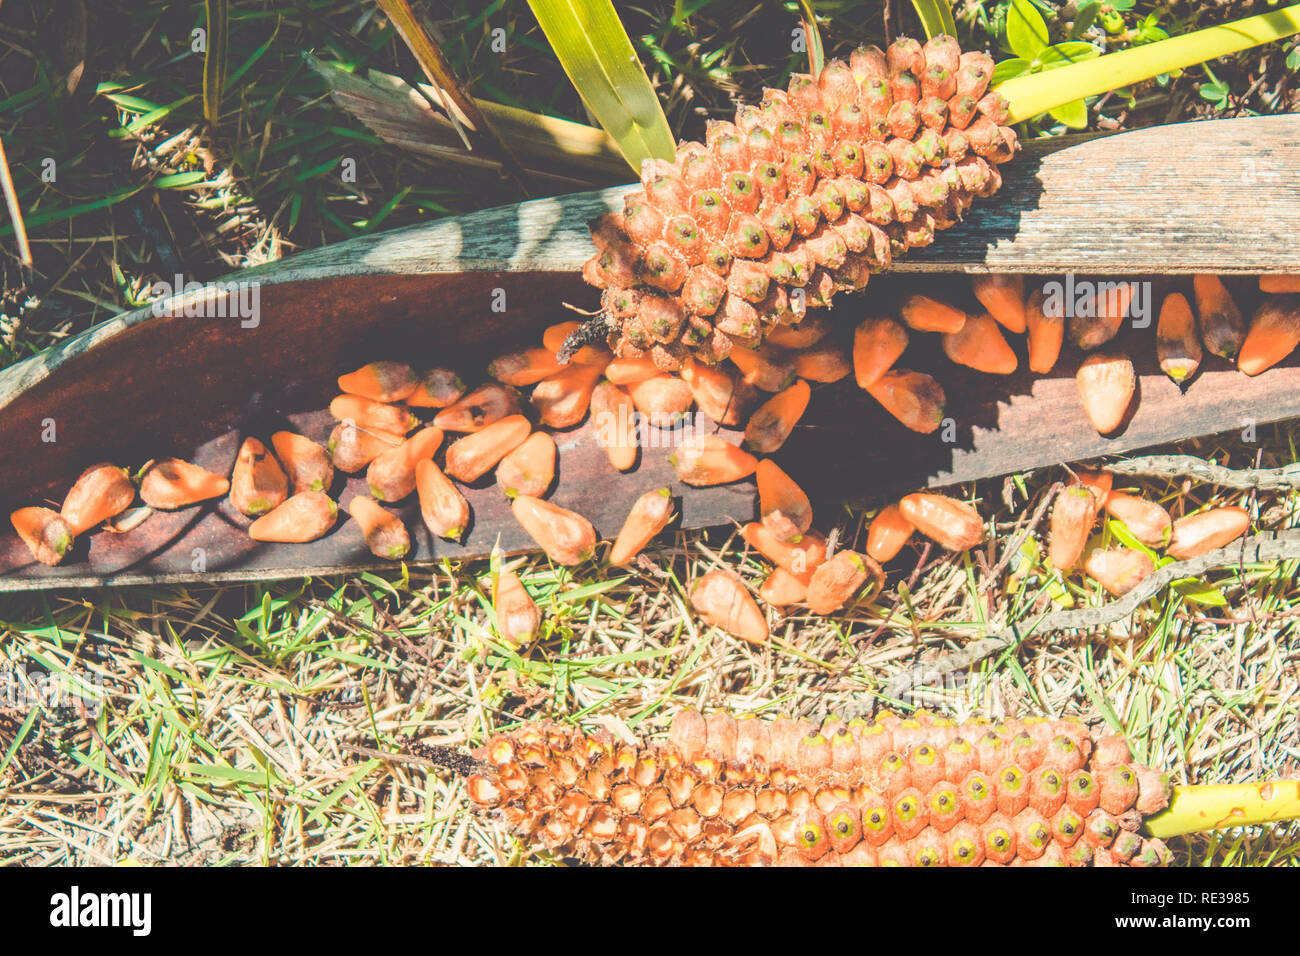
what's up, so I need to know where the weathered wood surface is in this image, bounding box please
[1,117,1298,590]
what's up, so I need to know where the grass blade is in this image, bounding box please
[202,0,229,126]
[909,0,958,41]
[525,0,676,171]
[997,4,1300,122]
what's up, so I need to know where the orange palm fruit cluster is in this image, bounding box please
[581,35,1017,369]
[462,708,1174,866]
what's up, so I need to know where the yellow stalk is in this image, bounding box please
[1144,778,1300,840]
[997,5,1300,123]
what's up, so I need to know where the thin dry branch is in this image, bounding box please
[882,528,1300,702]
[1106,454,1300,490]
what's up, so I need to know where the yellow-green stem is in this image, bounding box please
[1144,778,1300,840]
[997,5,1300,123]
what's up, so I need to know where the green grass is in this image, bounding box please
[0,0,1298,865]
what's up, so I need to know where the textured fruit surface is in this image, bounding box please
[464,709,1172,866]
[581,35,1016,368]
[140,458,231,509]
[61,463,136,535]
[690,570,768,644]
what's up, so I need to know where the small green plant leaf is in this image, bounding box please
[1038,41,1101,69]
[1049,98,1088,128]
[202,0,229,126]
[991,57,1032,84]
[1170,578,1228,606]
[794,0,825,77]
[1007,0,1050,60]
[1070,1,1100,40]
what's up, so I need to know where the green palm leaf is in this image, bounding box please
[526,0,676,172]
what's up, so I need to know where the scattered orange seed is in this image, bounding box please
[248,492,338,543]
[11,507,73,566]
[627,374,694,428]
[766,314,830,349]
[680,357,755,425]
[690,569,768,645]
[1238,294,1300,376]
[271,432,334,494]
[496,432,557,499]
[493,569,541,647]
[228,438,289,517]
[669,436,758,486]
[1193,275,1246,360]
[1069,281,1133,350]
[337,361,418,402]
[866,368,945,434]
[327,422,404,473]
[758,566,810,607]
[488,348,564,386]
[139,459,230,510]
[1084,547,1154,596]
[61,463,135,536]
[745,379,810,454]
[1049,484,1099,570]
[899,294,966,334]
[1166,506,1250,560]
[604,356,662,386]
[792,343,852,383]
[434,383,523,433]
[590,381,638,471]
[1075,352,1136,435]
[366,426,444,502]
[852,317,909,389]
[406,368,466,408]
[1155,292,1201,384]
[756,459,812,543]
[973,274,1027,333]
[866,504,913,563]
[1024,289,1064,374]
[608,487,675,566]
[806,550,881,615]
[897,493,983,552]
[742,523,827,576]
[1103,491,1171,548]
[348,495,410,560]
[531,361,607,429]
[1259,275,1300,294]
[942,313,1018,375]
[443,414,531,483]
[728,344,797,391]
[415,458,469,541]
[329,394,416,435]
[511,495,597,565]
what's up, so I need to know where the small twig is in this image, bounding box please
[880,528,1300,702]
[1105,455,1300,491]
[340,740,484,776]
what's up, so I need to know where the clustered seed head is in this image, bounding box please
[464,709,1174,866]
[581,35,1018,370]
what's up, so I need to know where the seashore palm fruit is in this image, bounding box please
[581,35,1018,370]
[460,708,1175,866]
